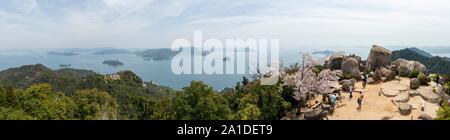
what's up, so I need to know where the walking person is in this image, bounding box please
[362,74,367,89]
[349,85,353,99]
[436,75,440,86]
[357,94,363,111]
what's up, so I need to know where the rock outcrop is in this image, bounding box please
[408,90,420,96]
[341,79,355,91]
[419,90,441,103]
[418,113,434,120]
[366,45,391,71]
[326,54,346,70]
[341,58,361,80]
[380,83,409,97]
[398,103,412,115]
[376,67,396,82]
[391,58,426,76]
[410,78,420,89]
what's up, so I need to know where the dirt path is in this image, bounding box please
[327,78,440,120]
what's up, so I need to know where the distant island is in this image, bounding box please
[135,48,181,61]
[312,50,345,56]
[102,60,124,67]
[59,64,72,68]
[92,49,133,55]
[93,48,181,61]
[47,51,78,56]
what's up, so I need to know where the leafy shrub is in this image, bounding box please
[409,70,420,78]
[343,72,355,80]
[430,74,438,82]
[445,82,450,95]
[417,72,430,85]
[436,103,450,120]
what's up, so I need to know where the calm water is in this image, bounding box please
[0,48,301,90]
[0,47,447,90]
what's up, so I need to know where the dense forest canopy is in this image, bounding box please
[0,64,294,120]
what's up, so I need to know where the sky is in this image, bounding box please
[1,0,450,50]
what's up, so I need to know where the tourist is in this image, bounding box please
[362,74,367,89]
[435,75,440,86]
[329,94,337,111]
[349,85,353,98]
[357,94,363,111]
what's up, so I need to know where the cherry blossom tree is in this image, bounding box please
[282,53,342,112]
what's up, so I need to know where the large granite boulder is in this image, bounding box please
[341,58,361,80]
[366,45,391,71]
[398,103,412,115]
[369,71,382,82]
[341,79,355,91]
[326,54,346,70]
[410,78,420,89]
[376,67,396,82]
[391,58,426,76]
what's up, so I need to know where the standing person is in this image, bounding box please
[349,85,353,99]
[357,95,363,111]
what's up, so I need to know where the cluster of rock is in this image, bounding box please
[364,45,398,83]
[325,45,429,82]
[380,81,445,118]
[323,44,447,120]
[326,54,362,80]
[327,45,415,84]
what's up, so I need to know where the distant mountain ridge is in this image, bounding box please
[0,64,96,93]
[407,47,433,58]
[0,64,176,119]
[391,48,450,74]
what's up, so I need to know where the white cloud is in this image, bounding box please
[1,0,450,49]
[102,0,154,18]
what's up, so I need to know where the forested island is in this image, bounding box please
[103,60,124,67]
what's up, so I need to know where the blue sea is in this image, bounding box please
[0,46,448,90]
[0,48,302,90]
